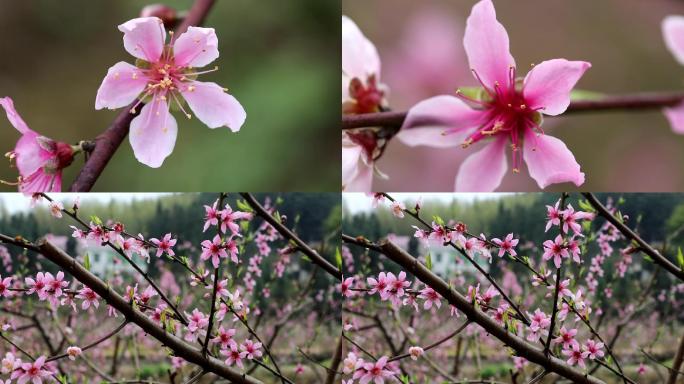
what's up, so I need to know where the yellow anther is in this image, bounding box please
[188,86,196,92]
[520,104,527,110]
[186,114,192,119]
[461,138,474,149]
[130,108,136,114]
[512,168,520,174]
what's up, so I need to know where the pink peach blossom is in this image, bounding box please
[200,234,228,268]
[398,0,590,191]
[342,16,386,192]
[95,17,246,167]
[1,97,75,192]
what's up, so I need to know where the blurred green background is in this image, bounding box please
[344,0,684,192]
[0,0,338,191]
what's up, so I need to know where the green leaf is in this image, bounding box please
[678,247,684,270]
[425,253,432,270]
[89,215,102,226]
[570,89,605,101]
[235,199,253,213]
[432,215,444,227]
[83,253,91,271]
[335,247,342,271]
[577,199,595,212]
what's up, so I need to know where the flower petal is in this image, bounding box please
[179,81,246,131]
[463,0,515,89]
[0,97,31,134]
[19,170,61,193]
[397,95,483,148]
[129,98,178,168]
[342,16,381,83]
[663,15,684,66]
[455,136,508,192]
[173,26,219,68]
[95,62,149,110]
[523,129,584,189]
[118,17,166,62]
[664,101,684,134]
[523,59,591,116]
[342,134,373,192]
[15,132,52,176]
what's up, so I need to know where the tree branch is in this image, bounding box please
[29,238,263,384]
[341,91,684,130]
[582,193,684,281]
[351,238,605,384]
[240,193,342,279]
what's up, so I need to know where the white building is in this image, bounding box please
[76,241,147,278]
[387,234,489,278]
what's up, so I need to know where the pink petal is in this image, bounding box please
[664,101,684,134]
[523,129,584,189]
[173,26,219,68]
[455,136,508,192]
[463,0,515,89]
[129,98,178,168]
[180,81,246,131]
[342,135,363,183]
[14,132,51,176]
[342,142,373,193]
[397,95,484,148]
[95,62,149,110]
[118,17,166,62]
[20,170,61,193]
[663,16,684,66]
[0,97,31,134]
[342,16,381,83]
[523,59,591,116]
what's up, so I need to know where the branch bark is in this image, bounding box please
[33,239,263,384]
[240,193,342,279]
[341,91,684,130]
[582,192,684,281]
[354,238,605,384]
[69,0,217,191]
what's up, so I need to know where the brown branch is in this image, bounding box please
[361,238,605,384]
[582,193,684,281]
[31,238,263,384]
[667,332,684,384]
[341,91,684,130]
[69,0,217,191]
[46,320,128,363]
[324,334,343,384]
[203,192,226,357]
[240,193,341,279]
[387,320,470,363]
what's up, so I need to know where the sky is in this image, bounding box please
[342,193,513,214]
[0,193,173,215]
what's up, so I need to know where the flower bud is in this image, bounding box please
[409,346,424,360]
[140,4,178,27]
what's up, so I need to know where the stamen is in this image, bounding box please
[0,177,20,186]
[470,69,495,98]
[183,66,219,77]
[130,89,154,114]
[170,91,193,119]
[454,89,485,106]
[461,138,474,149]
